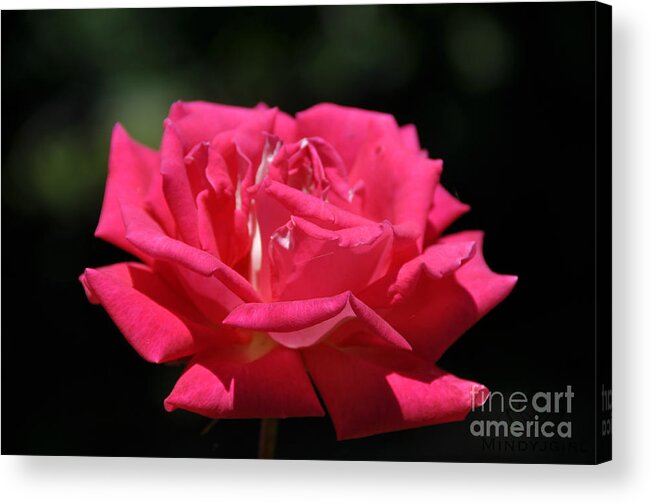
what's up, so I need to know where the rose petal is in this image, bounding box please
[384,231,517,362]
[399,124,421,153]
[164,344,324,419]
[387,240,477,304]
[121,203,261,303]
[267,137,349,201]
[169,100,267,150]
[169,103,278,230]
[122,202,219,275]
[80,263,204,363]
[203,134,252,265]
[223,291,410,350]
[210,108,279,221]
[160,120,200,246]
[303,343,488,440]
[259,178,374,229]
[196,190,221,258]
[425,184,471,244]
[95,123,174,259]
[232,107,278,175]
[263,170,420,262]
[163,263,245,325]
[251,177,380,299]
[245,181,289,300]
[183,141,211,197]
[273,110,298,142]
[194,139,245,263]
[359,239,477,308]
[270,216,394,300]
[349,133,442,248]
[296,103,401,169]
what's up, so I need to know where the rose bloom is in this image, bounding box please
[80,102,516,440]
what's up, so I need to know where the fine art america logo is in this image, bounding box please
[469,386,585,453]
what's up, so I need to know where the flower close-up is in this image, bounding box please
[80,101,517,441]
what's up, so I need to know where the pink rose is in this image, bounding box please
[81,101,516,440]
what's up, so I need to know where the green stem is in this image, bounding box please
[258,418,279,459]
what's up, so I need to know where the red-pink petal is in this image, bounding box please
[210,109,278,220]
[360,239,477,308]
[248,179,289,299]
[122,202,219,275]
[95,123,174,259]
[259,178,374,229]
[160,120,200,246]
[387,240,477,304]
[223,291,410,350]
[196,189,221,257]
[440,231,518,315]
[164,345,324,419]
[267,137,350,201]
[273,110,298,142]
[162,263,247,327]
[121,203,261,303]
[183,141,211,198]
[349,134,442,248]
[80,263,203,363]
[303,344,488,440]
[296,103,401,169]
[425,184,471,243]
[399,124,421,153]
[202,136,251,265]
[270,217,394,300]
[169,100,266,150]
[232,108,278,175]
[384,231,517,362]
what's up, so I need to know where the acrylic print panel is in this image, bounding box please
[1,2,611,464]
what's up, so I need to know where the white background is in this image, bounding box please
[1,0,650,502]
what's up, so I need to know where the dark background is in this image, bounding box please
[2,3,600,462]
